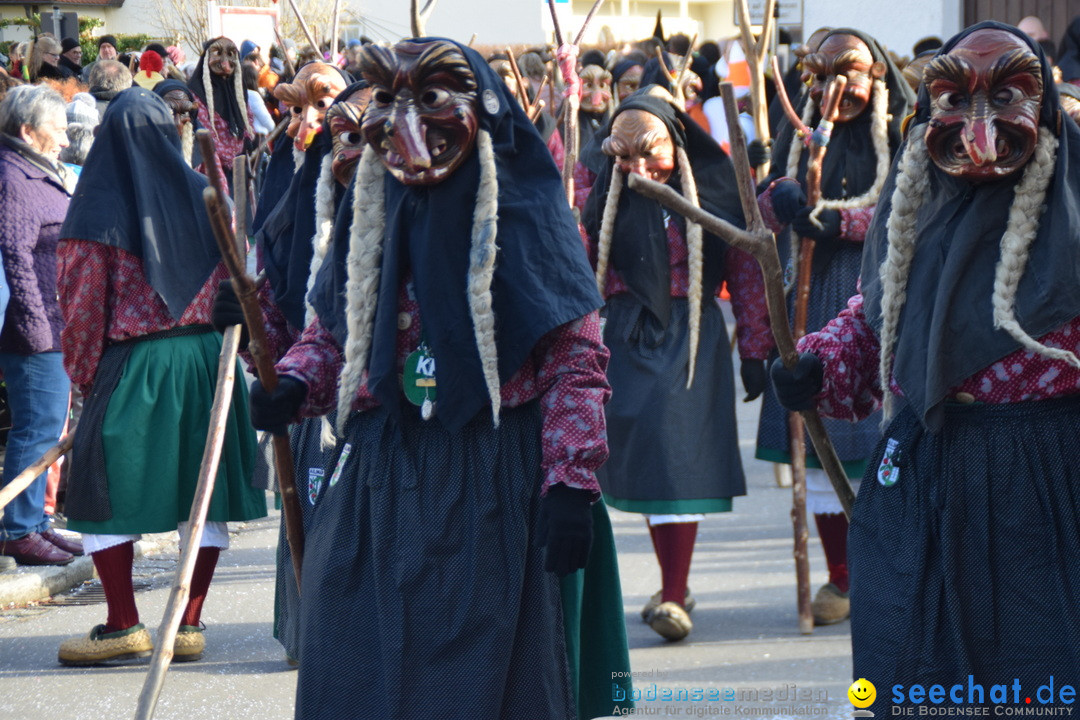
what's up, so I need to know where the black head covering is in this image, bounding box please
[310,39,602,433]
[188,37,246,138]
[612,57,644,84]
[581,86,745,330]
[60,87,219,320]
[639,53,677,94]
[152,78,195,101]
[1058,16,1080,82]
[255,76,362,330]
[860,21,1080,431]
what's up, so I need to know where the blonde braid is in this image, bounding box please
[180,122,194,167]
[594,168,623,296]
[335,147,386,435]
[676,145,704,388]
[877,124,930,422]
[233,65,253,137]
[992,128,1080,368]
[468,130,502,425]
[305,154,336,327]
[203,65,217,140]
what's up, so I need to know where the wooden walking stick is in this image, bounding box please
[735,0,776,177]
[330,0,342,60]
[197,132,305,590]
[410,0,438,37]
[0,433,74,513]
[505,48,548,122]
[285,0,320,54]
[546,0,605,205]
[273,26,297,79]
[624,84,855,635]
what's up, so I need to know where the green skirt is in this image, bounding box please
[68,331,265,535]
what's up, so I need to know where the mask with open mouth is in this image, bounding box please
[327,84,372,186]
[359,40,479,186]
[803,33,886,123]
[274,62,349,152]
[923,28,1043,181]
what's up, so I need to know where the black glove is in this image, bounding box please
[746,139,771,168]
[740,358,767,402]
[769,353,824,412]
[211,279,249,349]
[770,180,807,225]
[791,207,842,242]
[537,483,594,577]
[248,376,307,436]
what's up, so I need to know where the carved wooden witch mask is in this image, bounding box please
[803,33,886,122]
[602,109,676,184]
[206,38,240,78]
[274,62,349,152]
[359,40,479,186]
[161,89,196,133]
[923,28,1043,181]
[580,64,613,115]
[326,84,373,186]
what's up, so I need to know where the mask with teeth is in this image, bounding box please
[327,84,372,186]
[803,33,886,122]
[923,29,1043,181]
[359,40,479,186]
[274,62,349,152]
[580,65,613,115]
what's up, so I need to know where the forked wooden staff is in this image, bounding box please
[506,47,550,122]
[0,433,74,513]
[133,157,252,720]
[410,0,438,36]
[735,0,776,177]
[195,133,305,591]
[546,0,605,204]
[284,0,320,52]
[624,83,856,634]
[655,34,697,105]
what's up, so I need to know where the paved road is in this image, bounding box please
[0,351,856,720]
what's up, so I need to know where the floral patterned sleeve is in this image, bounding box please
[531,312,611,499]
[723,245,773,360]
[275,317,345,418]
[838,205,876,243]
[796,292,883,422]
[57,240,110,389]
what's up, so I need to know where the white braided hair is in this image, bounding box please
[335,146,386,435]
[232,61,253,137]
[202,64,217,141]
[335,130,503,432]
[594,169,623,295]
[180,121,194,167]
[876,125,1075,422]
[306,153,336,327]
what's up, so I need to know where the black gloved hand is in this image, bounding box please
[770,180,807,225]
[791,207,842,242]
[740,358,767,402]
[248,376,307,436]
[769,353,824,412]
[746,139,771,168]
[211,279,249,349]
[537,483,594,577]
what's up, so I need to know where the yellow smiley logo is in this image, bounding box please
[848,678,876,708]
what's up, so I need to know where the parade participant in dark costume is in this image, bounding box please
[755,28,915,626]
[1059,81,1080,123]
[152,79,197,167]
[273,61,349,170]
[249,39,609,719]
[612,54,646,103]
[55,88,265,665]
[188,37,253,188]
[577,63,614,153]
[771,23,1080,715]
[488,55,564,166]
[579,86,771,642]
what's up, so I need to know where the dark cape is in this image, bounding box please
[765,28,915,274]
[860,21,1080,432]
[581,87,746,330]
[60,87,219,320]
[1058,15,1080,82]
[188,38,247,138]
[252,135,296,233]
[309,39,602,434]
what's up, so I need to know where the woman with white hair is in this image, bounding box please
[29,36,74,82]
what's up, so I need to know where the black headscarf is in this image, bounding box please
[1057,16,1080,82]
[60,87,219,320]
[860,21,1080,432]
[188,37,246,138]
[310,39,602,433]
[766,28,915,271]
[581,87,746,330]
[255,75,360,330]
[152,79,205,167]
[612,57,644,85]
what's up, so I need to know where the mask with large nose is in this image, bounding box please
[274,62,349,152]
[923,28,1043,181]
[802,33,886,123]
[359,40,479,186]
[580,65,613,115]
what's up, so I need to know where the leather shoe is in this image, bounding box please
[0,532,75,566]
[42,528,84,556]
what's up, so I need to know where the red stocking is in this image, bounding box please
[650,522,698,606]
[181,547,220,627]
[91,541,139,633]
[814,513,849,593]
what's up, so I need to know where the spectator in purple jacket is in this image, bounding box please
[0,84,82,566]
